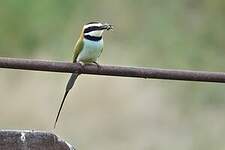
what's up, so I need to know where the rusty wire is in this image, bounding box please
[0,57,225,83]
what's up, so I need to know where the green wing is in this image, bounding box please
[98,46,103,58]
[73,38,84,62]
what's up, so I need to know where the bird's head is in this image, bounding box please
[82,22,113,38]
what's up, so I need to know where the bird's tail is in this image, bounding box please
[54,73,79,128]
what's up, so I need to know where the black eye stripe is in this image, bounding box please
[84,26,104,33]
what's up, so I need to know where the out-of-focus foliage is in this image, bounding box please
[0,0,225,150]
[0,0,225,68]
[0,0,77,56]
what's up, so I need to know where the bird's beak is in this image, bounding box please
[102,23,114,31]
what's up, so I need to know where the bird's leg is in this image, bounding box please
[92,61,101,72]
[77,61,85,73]
[92,61,100,67]
[77,61,85,66]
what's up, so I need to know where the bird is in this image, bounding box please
[54,21,113,128]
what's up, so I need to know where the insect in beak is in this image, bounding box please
[102,23,114,31]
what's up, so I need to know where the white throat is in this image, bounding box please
[84,30,104,37]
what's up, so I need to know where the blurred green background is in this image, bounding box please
[0,0,225,150]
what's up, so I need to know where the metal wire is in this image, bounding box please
[0,57,225,83]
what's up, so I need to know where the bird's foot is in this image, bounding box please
[92,61,100,67]
[92,62,101,72]
[77,61,85,73]
[77,61,85,67]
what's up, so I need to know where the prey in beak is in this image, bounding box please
[102,23,114,31]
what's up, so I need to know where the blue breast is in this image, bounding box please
[77,38,104,62]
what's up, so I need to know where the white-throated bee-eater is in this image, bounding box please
[54,21,113,128]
